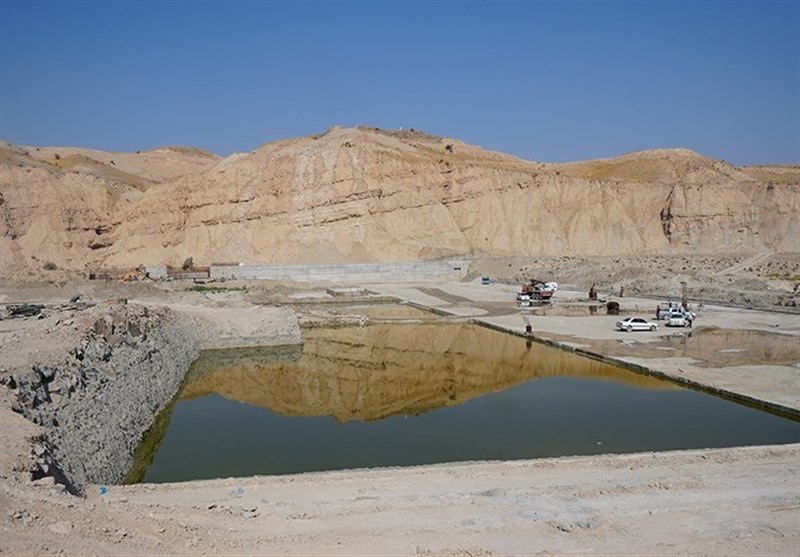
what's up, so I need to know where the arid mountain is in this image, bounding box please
[0,141,219,276]
[9,142,220,187]
[0,127,797,278]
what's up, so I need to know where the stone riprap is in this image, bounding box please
[4,301,301,495]
[7,303,199,494]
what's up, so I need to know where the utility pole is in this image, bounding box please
[681,281,688,310]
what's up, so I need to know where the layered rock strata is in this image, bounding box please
[1,128,797,278]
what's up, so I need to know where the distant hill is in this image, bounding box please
[0,127,797,278]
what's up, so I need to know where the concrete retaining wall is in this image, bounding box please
[210,259,469,283]
[144,265,167,280]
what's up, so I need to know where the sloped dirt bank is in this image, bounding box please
[1,444,798,556]
[3,303,200,494]
[0,301,300,495]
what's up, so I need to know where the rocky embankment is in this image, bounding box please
[1,300,301,495]
[3,303,200,494]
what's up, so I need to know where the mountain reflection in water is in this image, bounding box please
[180,323,674,422]
[129,322,799,483]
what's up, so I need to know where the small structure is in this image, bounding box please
[209,260,469,282]
[326,287,370,297]
[144,265,167,280]
[167,266,210,281]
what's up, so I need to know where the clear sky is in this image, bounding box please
[1,0,798,165]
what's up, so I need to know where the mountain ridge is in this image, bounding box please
[1,127,797,277]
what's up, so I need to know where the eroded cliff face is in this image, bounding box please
[0,154,140,274]
[1,128,797,277]
[0,142,219,277]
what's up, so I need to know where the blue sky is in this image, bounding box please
[1,1,798,164]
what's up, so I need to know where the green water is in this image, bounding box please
[129,323,799,483]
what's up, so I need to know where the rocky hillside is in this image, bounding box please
[1,128,797,277]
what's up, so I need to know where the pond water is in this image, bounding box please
[129,322,799,483]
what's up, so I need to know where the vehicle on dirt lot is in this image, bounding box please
[616,317,658,332]
[666,309,695,327]
[656,301,683,320]
[517,279,558,306]
[667,313,687,327]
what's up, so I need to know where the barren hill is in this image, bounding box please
[0,142,219,276]
[0,127,798,278]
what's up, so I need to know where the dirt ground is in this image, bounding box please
[2,444,798,556]
[1,260,799,556]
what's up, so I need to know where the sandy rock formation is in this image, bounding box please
[0,142,219,277]
[1,128,797,277]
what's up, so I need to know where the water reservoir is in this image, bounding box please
[129,322,799,483]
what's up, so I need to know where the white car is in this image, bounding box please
[667,313,687,327]
[615,317,658,332]
[667,310,695,327]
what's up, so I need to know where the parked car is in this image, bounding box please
[616,317,658,332]
[666,310,695,328]
[667,311,687,327]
